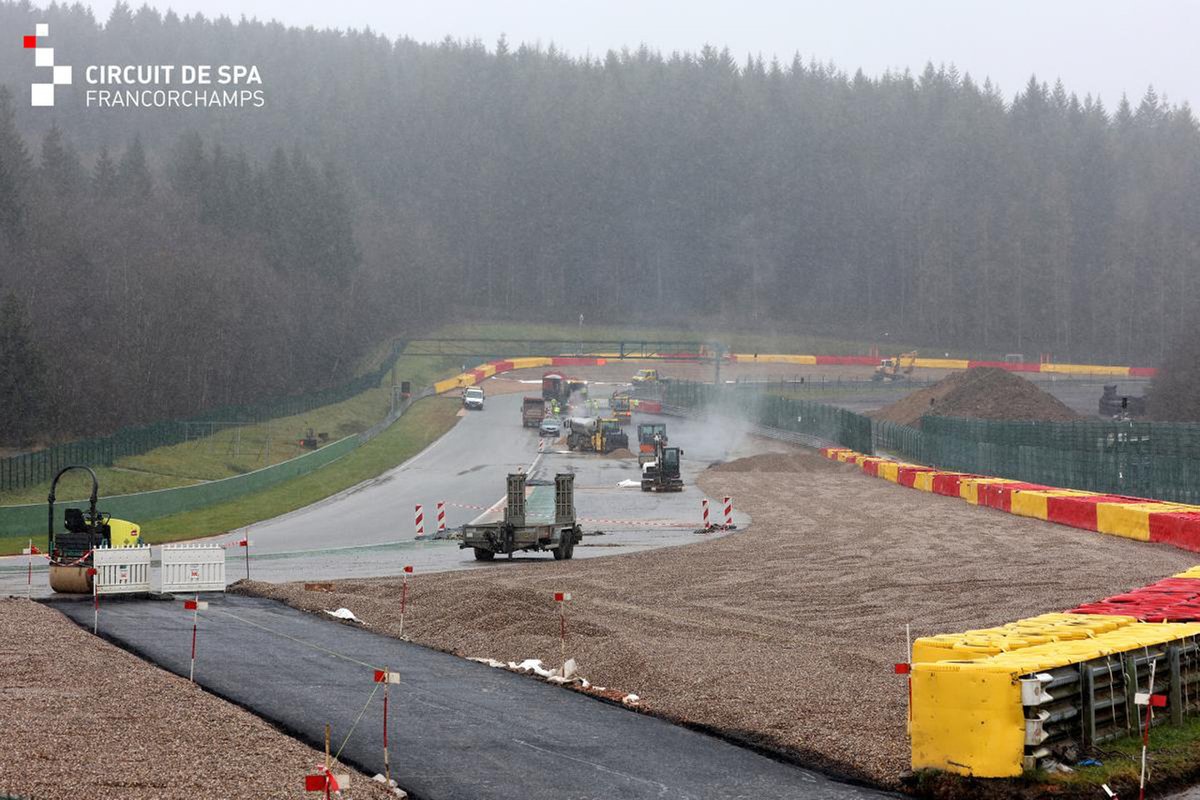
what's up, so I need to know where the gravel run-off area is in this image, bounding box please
[0,599,398,800]
[242,447,1200,788]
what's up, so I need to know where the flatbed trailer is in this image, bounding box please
[460,473,581,561]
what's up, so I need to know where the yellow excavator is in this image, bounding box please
[873,351,918,382]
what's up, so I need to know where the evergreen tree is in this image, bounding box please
[0,292,48,445]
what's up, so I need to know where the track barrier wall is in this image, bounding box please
[93,544,152,595]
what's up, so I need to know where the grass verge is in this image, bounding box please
[912,717,1200,799]
[0,397,459,553]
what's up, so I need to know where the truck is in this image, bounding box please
[632,368,668,385]
[460,472,582,561]
[564,416,629,454]
[636,422,668,465]
[522,396,547,427]
[462,386,485,410]
[1099,385,1147,418]
[641,438,684,492]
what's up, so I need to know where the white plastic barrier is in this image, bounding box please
[160,543,226,594]
[93,545,152,595]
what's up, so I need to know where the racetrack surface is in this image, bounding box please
[51,594,890,800]
[1,393,761,595]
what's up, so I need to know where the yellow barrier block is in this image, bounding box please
[913,472,936,492]
[508,357,553,370]
[877,461,900,483]
[912,621,1200,777]
[1175,566,1200,579]
[433,376,464,394]
[1096,502,1182,542]
[913,358,971,370]
[911,662,1025,777]
[731,353,819,365]
[1040,363,1131,376]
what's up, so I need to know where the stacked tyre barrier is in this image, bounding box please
[819,447,1200,553]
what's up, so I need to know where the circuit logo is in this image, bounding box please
[23,23,72,107]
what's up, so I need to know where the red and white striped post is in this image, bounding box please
[373,668,400,783]
[701,499,710,531]
[538,437,545,454]
[184,597,209,682]
[436,502,446,534]
[400,565,413,638]
[554,591,571,670]
[723,497,733,529]
[1137,659,1166,800]
[23,540,39,599]
[414,505,425,538]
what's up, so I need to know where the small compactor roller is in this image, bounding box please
[47,465,141,593]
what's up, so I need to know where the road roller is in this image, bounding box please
[47,465,141,593]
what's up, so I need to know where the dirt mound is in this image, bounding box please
[710,451,831,473]
[605,448,634,459]
[871,367,1081,428]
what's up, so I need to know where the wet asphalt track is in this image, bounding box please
[52,594,890,800]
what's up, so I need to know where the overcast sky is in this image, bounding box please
[87,0,1197,108]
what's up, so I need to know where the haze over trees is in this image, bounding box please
[2,1,1200,440]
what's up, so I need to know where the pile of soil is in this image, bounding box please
[709,451,835,473]
[871,367,1081,428]
[605,448,634,459]
[241,454,1196,787]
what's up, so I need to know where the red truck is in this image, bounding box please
[522,396,547,428]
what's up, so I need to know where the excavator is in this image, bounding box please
[641,438,684,492]
[872,351,918,382]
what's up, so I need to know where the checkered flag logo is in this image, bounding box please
[24,23,72,107]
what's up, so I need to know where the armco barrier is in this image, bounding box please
[160,543,226,593]
[93,544,152,595]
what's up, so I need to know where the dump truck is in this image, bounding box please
[564,416,629,454]
[460,472,582,561]
[47,465,142,593]
[872,351,918,382]
[641,438,684,492]
[636,422,668,465]
[522,396,547,427]
[542,372,568,405]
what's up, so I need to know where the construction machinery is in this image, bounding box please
[1099,385,1147,419]
[636,422,668,465]
[47,466,142,593]
[521,396,546,427]
[872,351,918,382]
[460,472,582,561]
[564,416,629,454]
[542,372,568,405]
[632,368,668,385]
[641,438,684,492]
[609,391,632,423]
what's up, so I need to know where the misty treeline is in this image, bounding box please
[3,2,1200,443]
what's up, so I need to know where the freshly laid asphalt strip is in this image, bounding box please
[53,594,889,800]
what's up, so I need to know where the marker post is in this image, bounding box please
[555,591,571,670]
[374,668,401,783]
[184,597,209,682]
[22,540,39,599]
[400,565,413,638]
